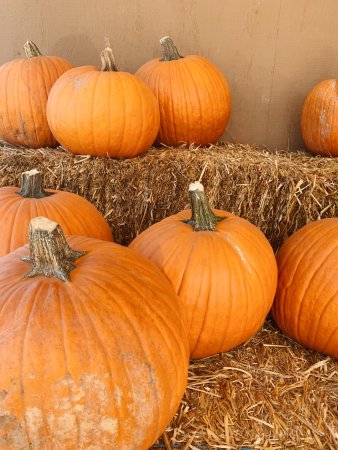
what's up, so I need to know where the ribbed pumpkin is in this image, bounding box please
[136,36,231,147]
[0,41,73,148]
[272,218,338,358]
[129,181,277,359]
[301,79,338,156]
[47,42,160,158]
[0,217,189,449]
[0,169,112,256]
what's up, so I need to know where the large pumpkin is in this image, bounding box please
[0,40,73,148]
[136,36,231,147]
[129,181,277,359]
[301,79,338,156]
[47,42,160,158]
[272,218,338,358]
[0,168,112,256]
[0,217,189,449]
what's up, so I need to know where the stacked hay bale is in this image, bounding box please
[0,141,336,251]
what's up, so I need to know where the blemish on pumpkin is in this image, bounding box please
[0,389,8,401]
[0,414,29,449]
[319,110,331,139]
[74,78,86,89]
[25,407,43,438]
[99,417,118,434]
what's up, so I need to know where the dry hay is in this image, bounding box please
[0,141,337,448]
[152,320,337,450]
[0,141,337,251]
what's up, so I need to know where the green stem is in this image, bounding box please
[22,217,87,282]
[160,36,183,61]
[24,40,42,58]
[183,181,225,231]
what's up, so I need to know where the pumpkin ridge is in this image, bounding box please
[57,283,83,446]
[320,84,331,152]
[156,64,170,145]
[310,287,338,350]
[121,74,133,155]
[277,224,322,276]
[188,234,215,356]
[26,59,41,147]
[43,58,57,144]
[20,280,47,443]
[38,57,53,145]
[133,75,152,155]
[181,59,204,143]
[70,287,121,444]
[296,243,338,347]
[9,60,21,145]
[280,227,335,338]
[217,233,252,347]
[175,61,190,144]
[200,58,230,135]
[99,280,163,441]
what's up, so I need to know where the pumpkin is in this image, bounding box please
[0,168,112,256]
[129,181,277,359]
[0,40,73,148]
[271,218,338,358]
[301,79,338,156]
[0,217,189,449]
[47,41,160,158]
[136,36,231,147]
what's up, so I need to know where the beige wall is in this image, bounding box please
[1,0,338,150]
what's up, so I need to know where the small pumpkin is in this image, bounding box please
[272,218,338,358]
[47,41,160,158]
[136,36,231,147]
[0,40,73,148]
[0,169,112,256]
[301,79,338,156]
[129,181,277,359]
[0,217,189,449]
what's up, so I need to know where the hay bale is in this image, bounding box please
[153,320,338,449]
[0,141,336,250]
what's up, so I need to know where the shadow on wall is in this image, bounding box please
[50,34,99,67]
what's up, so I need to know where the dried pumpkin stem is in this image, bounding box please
[160,36,183,61]
[24,40,43,58]
[100,38,118,72]
[183,181,225,231]
[22,217,87,281]
[18,169,53,198]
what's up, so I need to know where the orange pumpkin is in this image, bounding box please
[0,40,72,148]
[0,169,112,256]
[272,218,338,358]
[136,36,231,147]
[129,181,277,359]
[47,42,160,158]
[0,217,189,449]
[301,79,338,156]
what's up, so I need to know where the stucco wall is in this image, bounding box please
[1,0,338,150]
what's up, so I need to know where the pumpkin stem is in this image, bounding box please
[24,40,43,58]
[22,217,87,281]
[100,38,118,72]
[160,36,183,61]
[18,169,53,199]
[183,181,225,231]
